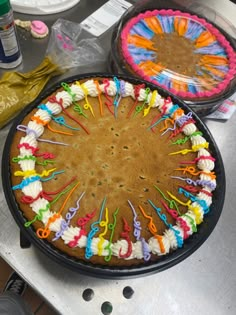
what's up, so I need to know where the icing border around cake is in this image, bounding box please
[120,9,236,100]
[4,75,224,275]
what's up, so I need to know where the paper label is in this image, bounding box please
[206,92,236,120]
[81,0,132,37]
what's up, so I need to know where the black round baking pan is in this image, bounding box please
[2,72,226,279]
[108,0,236,117]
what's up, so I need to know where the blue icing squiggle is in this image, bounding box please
[212,65,229,72]
[169,104,180,115]
[184,20,204,41]
[128,45,156,57]
[194,43,226,56]
[85,197,106,259]
[131,21,154,39]
[153,73,169,86]
[178,187,209,214]
[128,45,157,64]
[12,176,40,190]
[171,227,184,248]
[38,104,52,116]
[192,78,204,92]
[158,15,174,33]
[188,83,198,93]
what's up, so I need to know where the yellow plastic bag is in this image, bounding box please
[0,57,61,128]
[0,18,105,129]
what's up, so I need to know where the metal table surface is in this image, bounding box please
[0,0,236,314]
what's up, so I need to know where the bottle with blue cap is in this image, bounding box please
[0,0,22,68]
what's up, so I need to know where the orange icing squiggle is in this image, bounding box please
[176,17,188,36]
[138,205,165,254]
[160,117,174,132]
[138,60,164,76]
[127,34,158,51]
[36,181,80,238]
[47,123,73,136]
[95,80,103,116]
[144,16,163,34]
[195,31,216,48]
[175,166,216,179]
[154,235,165,254]
[31,116,47,126]
[139,205,157,234]
[172,108,184,121]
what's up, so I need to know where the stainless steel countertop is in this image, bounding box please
[0,1,236,314]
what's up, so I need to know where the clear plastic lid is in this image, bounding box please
[119,8,236,100]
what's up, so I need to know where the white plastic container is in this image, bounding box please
[0,0,22,69]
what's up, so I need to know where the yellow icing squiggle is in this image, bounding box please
[167,191,191,207]
[192,142,209,151]
[14,168,56,178]
[143,90,157,117]
[189,205,203,224]
[98,207,109,256]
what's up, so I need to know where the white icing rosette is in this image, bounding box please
[197,149,215,171]
[56,91,73,108]
[61,226,80,244]
[163,228,178,250]
[49,216,64,232]
[90,238,110,256]
[19,158,35,172]
[182,123,197,135]
[138,87,148,101]
[112,239,135,260]
[197,189,212,207]
[148,236,170,255]
[70,83,84,101]
[83,80,99,97]
[28,121,44,138]
[123,81,135,98]
[191,135,208,148]
[180,211,197,237]
[100,80,117,96]
[31,197,49,214]
[34,109,51,123]
[22,180,42,198]
[46,101,62,115]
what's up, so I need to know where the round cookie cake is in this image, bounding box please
[111,8,236,114]
[3,74,224,277]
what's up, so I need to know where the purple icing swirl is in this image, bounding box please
[52,192,85,241]
[17,124,38,138]
[141,237,151,261]
[128,200,142,240]
[176,112,193,126]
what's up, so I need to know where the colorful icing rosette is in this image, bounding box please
[120,9,236,100]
